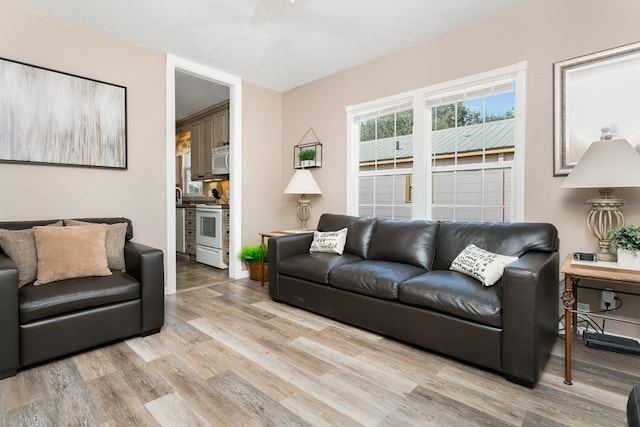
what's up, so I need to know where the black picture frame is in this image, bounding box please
[0,57,127,169]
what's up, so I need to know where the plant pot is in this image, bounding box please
[247,261,268,282]
[301,160,315,168]
[617,249,640,268]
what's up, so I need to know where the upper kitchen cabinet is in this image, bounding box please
[191,116,215,180]
[189,120,205,180]
[177,100,229,182]
[213,108,229,149]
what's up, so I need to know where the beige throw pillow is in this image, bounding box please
[33,224,112,286]
[309,228,348,255]
[0,221,63,287]
[64,220,127,271]
[450,244,518,286]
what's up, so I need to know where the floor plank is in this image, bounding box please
[145,392,211,427]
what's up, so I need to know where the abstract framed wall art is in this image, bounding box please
[0,57,127,169]
[553,42,640,176]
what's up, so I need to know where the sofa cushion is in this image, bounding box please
[0,221,63,287]
[19,271,140,323]
[317,213,360,231]
[33,224,112,286]
[317,214,377,259]
[450,244,518,286]
[310,228,348,255]
[344,217,377,259]
[434,222,558,270]
[399,270,503,327]
[329,260,426,300]
[279,253,363,285]
[368,219,439,269]
[64,219,128,271]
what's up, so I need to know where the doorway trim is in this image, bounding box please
[166,55,243,295]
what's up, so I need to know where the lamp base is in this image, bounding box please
[296,195,311,230]
[587,188,625,262]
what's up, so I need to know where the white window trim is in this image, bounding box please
[431,161,514,173]
[358,168,414,177]
[346,61,527,221]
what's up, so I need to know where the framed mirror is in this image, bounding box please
[553,42,640,176]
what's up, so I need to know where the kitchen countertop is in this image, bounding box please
[176,204,229,209]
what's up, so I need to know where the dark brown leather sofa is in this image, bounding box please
[630,386,640,427]
[0,217,164,379]
[269,213,559,388]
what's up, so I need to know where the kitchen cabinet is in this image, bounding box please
[175,156,183,189]
[177,101,229,182]
[190,119,213,181]
[176,208,186,253]
[213,108,229,149]
[185,207,197,256]
[222,208,230,264]
[189,120,201,180]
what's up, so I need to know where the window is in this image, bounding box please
[429,81,516,222]
[176,129,203,195]
[183,151,203,195]
[346,63,526,222]
[356,102,413,219]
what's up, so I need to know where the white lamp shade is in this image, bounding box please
[562,138,640,188]
[284,170,322,194]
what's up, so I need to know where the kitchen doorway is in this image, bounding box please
[166,55,243,295]
[175,73,229,291]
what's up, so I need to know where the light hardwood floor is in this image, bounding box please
[1,259,638,426]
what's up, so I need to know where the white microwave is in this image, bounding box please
[212,145,229,175]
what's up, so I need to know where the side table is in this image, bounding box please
[561,254,640,385]
[258,231,299,287]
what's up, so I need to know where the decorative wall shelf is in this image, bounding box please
[294,127,322,169]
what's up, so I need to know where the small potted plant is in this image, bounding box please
[609,224,640,267]
[237,244,268,281]
[299,149,316,168]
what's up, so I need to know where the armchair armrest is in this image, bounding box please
[0,254,19,378]
[501,251,559,387]
[268,233,314,300]
[124,241,165,335]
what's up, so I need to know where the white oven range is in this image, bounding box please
[195,204,228,269]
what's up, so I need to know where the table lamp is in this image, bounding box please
[284,170,322,230]
[562,135,640,261]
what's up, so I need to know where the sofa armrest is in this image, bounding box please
[501,250,559,387]
[629,385,640,427]
[0,254,19,378]
[268,233,314,300]
[124,241,165,335]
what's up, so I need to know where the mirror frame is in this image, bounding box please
[553,41,640,176]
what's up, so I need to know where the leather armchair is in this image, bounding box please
[0,218,164,379]
[0,255,19,379]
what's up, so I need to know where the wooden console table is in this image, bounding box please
[561,254,640,385]
[258,231,293,287]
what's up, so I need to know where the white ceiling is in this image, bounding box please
[8,0,535,94]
